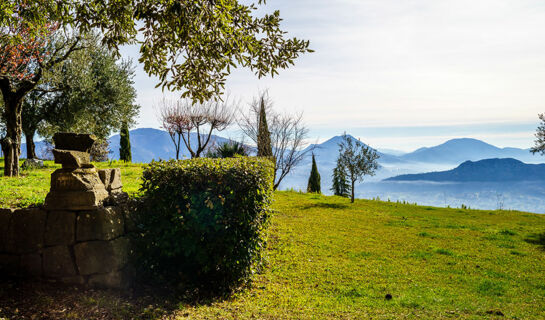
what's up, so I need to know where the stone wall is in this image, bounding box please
[0,203,133,288]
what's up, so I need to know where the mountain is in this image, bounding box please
[385,158,545,182]
[108,128,232,163]
[400,138,541,164]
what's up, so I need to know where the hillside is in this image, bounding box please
[2,188,545,319]
[386,158,545,182]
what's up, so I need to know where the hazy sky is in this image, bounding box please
[121,0,545,152]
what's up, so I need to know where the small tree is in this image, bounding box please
[119,121,132,162]
[239,91,311,190]
[331,158,351,198]
[158,97,235,159]
[257,97,273,157]
[207,141,248,158]
[338,134,380,203]
[531,114,545,155]
[307,153,321,193]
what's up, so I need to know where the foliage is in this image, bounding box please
[1,0,312,103]
[90,139,110,162]
[119,121,132,162]
[157,97,235,159]
[531,113,545,155]
[257,96,273,157]
[331,156,351,197]
[133,157,275,292]
[206,141,248,158]
[307,154,321,193]
[337,134,380,202]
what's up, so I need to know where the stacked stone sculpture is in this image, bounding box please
[44,133,123,210]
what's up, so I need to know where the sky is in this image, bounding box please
[120,0,545,152]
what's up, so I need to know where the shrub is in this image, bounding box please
[132,157,274,293]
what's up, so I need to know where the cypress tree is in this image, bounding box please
[257,97,273,157]
[307,154,321,193]
[119,121,132,162]
[331,157,350,197]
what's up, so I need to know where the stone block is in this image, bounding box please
[98,168,122,191]
[76,207,124,241]
[20,253,42,277]
[43,245,77,277]
[21,158,44,169]
[74,237,129,275]
[45,211,76,246]
[53,149,91,168]
[53,132,96,152]
[45,168,109,210]
[7,208,46,254]
[0,254,20,276]
[88,270,130,289]
[60,275,86,285]
[0,208,13,252]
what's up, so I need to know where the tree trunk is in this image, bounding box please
[2,95,23,177]
[24,127,37,159]
[351,180,355,203]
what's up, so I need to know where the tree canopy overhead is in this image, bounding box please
[1,0,312,102]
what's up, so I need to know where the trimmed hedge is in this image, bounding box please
[133,157,274,292]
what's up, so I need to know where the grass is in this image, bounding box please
[2,162,545,318]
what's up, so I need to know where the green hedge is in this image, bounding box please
[132,157,274,292]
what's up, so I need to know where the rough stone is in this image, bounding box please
[53,132,96,152]
[98,168,123,191]
[60,275,86,285]
[20,253,42,277]
[77,207,124,241]
[7,208,46,254]
[45,211,76,246]
[74,237,130,275]
[88,270,129,289]
[43,246,77,277]
[53,149,91,168]
[45,168,109,210]
[21,158,44,169]
[0,208,13,252]
[0,254,20,276]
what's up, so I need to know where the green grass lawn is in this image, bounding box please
[1,162,545,319]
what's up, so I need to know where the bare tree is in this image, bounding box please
[158,97,235,159]
[239,91,311,190]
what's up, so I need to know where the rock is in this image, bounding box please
[21,158,44,169]
[45,168,109,210]
[45,211,76,246]
[0,254,20,276]
[20,253,42,277]
[43,245,77,277]
[53,149,91,168]
[98,168,123,191]
[74,237,130,275]
[0,209,13,252]
[76,207,124,241]
[88,270,130,289]
[60,276,86,285]
[6,208,46,254]
[53,132,96,152]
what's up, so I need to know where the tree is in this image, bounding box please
[239,92,311,190]
[257,97,273,157]
[1,1,311,176]
[206,141,248,158]
[531,114,545,155]
[0,21,83,176]
[307,153,321,193]
[158,97,235,159]
[337,134,380,203]
[331,157,351,198]
[119,121,132,162]
[20,36,139,158]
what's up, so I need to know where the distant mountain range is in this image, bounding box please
[385,158,545,182]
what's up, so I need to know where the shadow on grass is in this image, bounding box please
[524,232,545,250]
[299,202,349,210]
[0,279,233,320]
